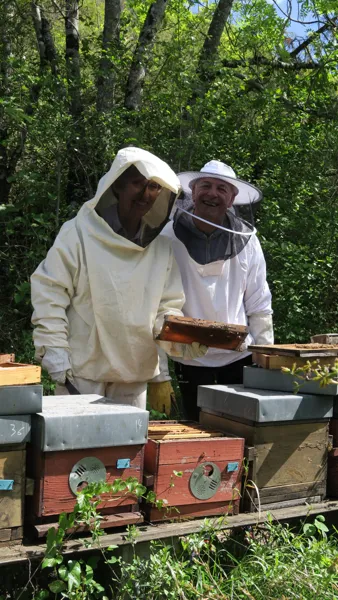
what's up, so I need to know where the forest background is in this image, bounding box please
[1,0,338,363]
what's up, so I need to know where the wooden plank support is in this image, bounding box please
[33,511,144,539]
[1,500,338,565]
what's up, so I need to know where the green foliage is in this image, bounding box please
[11,474,338,599]
[1,0,338,358]
[282,358,338,393]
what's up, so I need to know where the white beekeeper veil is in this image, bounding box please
[91,147,181,247]
[176,160,262,237]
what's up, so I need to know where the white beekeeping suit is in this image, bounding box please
[31,147,190,408]
[151,160,273,390]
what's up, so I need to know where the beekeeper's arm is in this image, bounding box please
[244,236,274,345]
[153,248,207,360]
[31,222,79,383]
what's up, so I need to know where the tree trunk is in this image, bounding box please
[65,0,88,204]
[0,1,57,204]
[190,0,234,106]
[65,0,81,118]
[124,0,169,111]
[0,1,12,203]
[96,0,123,113]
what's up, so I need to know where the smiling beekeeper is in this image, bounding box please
[149,160,273,420]
[31,147,206,408]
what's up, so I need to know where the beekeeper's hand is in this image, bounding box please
[182,342,208,360]
[41,347,72,383]
[157,341,208,360]
[147,381,174,416]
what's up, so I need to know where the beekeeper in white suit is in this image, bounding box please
[150,160,273,420]
[31,147,206,408]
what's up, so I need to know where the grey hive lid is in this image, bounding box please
[197,384,333,423]
[31,395,149,451]
[243,366,338,397]
[0,415,31,444]
[0,385,43,415]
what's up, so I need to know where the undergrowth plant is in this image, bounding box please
[8,475,338,600]
[13,477,169,600]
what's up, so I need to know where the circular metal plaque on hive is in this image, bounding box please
[189,462,221,500]
[69,457,106,496]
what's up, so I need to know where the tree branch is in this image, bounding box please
[221,57,323,70]
[290,18,337,58]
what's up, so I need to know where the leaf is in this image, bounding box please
[58,512,69,531]
[173,470,183,477]
[58,565,68,581]
[85,563,94,582]
[315,514,326,522]
[48,580,67,593]
[42,557,62,569]
[67,560,82,592]
[33,591,50,600]
[106,556,118,564]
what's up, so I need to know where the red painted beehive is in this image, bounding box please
[27,395,148,536]
[144,421,244,521]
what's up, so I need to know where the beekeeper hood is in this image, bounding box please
[89,147,180,247]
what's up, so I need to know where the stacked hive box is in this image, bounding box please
[198,366,334,512]
[144,421,244,521]
[0,355,42,544]
[27,395,149,537]
[242,365,338,501]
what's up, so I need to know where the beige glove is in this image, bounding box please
[147,381,174,416]
[156,340,208,360]
[154,314,208,361]
[41,347,72,383]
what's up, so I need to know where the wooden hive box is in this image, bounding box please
[27,395,149,537]
[0,416,31,545]
[329,397,338,446]
[198,385,333,512]
[327,448,338,498]
[0,363,41,386]
[143,421,244,521]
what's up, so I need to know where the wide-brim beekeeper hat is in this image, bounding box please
[178,160,262,206]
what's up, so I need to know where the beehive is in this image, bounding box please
[143,421,244,521]
[198,384,333,512]
[27,395,149,536]
[0,384,42,544]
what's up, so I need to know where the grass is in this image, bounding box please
[112,516,338,599]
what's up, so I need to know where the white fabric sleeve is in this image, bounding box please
[153,247,185,337]
[248,313,274,345]
[244,236,273,317]
[150,346,171,383]
[31,223,80,361]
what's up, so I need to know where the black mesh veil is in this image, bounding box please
[172,195,254,265]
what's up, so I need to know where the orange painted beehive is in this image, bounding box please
[144,421,244,521]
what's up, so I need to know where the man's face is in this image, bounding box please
[113,166,162,219]
[192,177,238,224]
